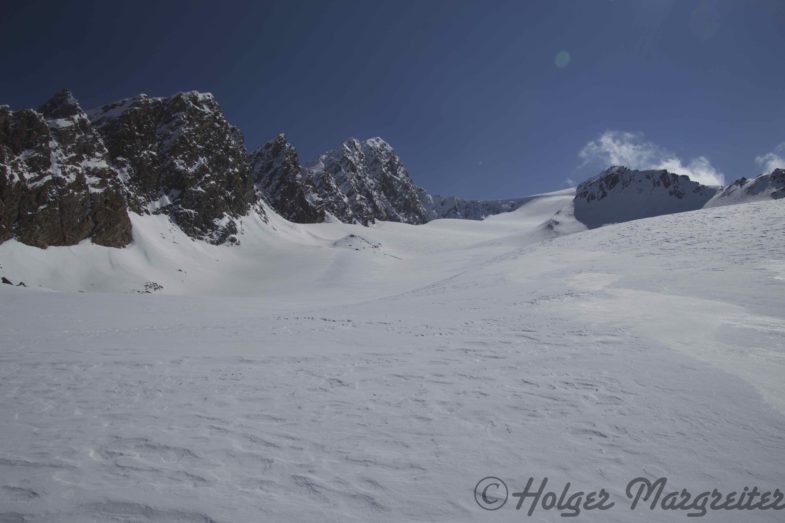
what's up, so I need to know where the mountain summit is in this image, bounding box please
[573,166,719,228]
[90,91,258,244]
[250,134,324,223]
[306,137,432,225]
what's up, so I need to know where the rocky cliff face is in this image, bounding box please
[0,89,525,250]
[308,137,433,225]
[249,134,324,223]
[573,166,719,228]
[249,135,541,225]
[90,91,258,244]
[1,88,548,249]
[0,90,131,248]
[706,169,785,207]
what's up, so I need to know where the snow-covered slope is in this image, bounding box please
[706,168,785,207]
[0,192,572,299]
[1,196,784,522]
[573,166,719,228]
[426,194,536,220]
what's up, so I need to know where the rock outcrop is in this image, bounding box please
[308,137,433,225]
[250,134,324,223]
[0,90,131,248]
[90,91,258,244]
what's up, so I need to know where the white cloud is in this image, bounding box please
[579,130,725,186]
[755,142,785,173]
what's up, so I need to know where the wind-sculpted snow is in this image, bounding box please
[1,197,784,522]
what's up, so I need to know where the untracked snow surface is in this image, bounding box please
[1,192,784,522]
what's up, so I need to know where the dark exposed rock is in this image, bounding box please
[253,135,537,225]
[308,137,432,225]
[0,90,132,248]
[1,276,12,285]
[38,89,82,119]
[250,134,324,223]
[90,91,259,244]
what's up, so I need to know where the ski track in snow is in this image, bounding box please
[1,197,784,522]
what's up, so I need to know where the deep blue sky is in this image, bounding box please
[1,0,783,198]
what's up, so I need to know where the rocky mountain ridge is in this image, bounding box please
[573,166,720,228]
[1,90,782,249]
[307,136,432,225]
[90,91,258,244]
[257,134,545,225]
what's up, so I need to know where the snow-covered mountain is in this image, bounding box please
[706,168,785,207]
[90,91,258,244]
[0,90,131,248]
[573,165,719,228]
[2,89,784,252]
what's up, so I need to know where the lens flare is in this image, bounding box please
[555,50,571,68]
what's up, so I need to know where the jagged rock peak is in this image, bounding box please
[364,136,392,148]
[37,89,82,119]
[89,89,258,245]
[89,91,221,124]
[250,134,324,224]
[341,136,393,153]
[307,136,431,225]
[0,90,132,248]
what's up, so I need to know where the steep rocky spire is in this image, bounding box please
[37,89,83,119]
